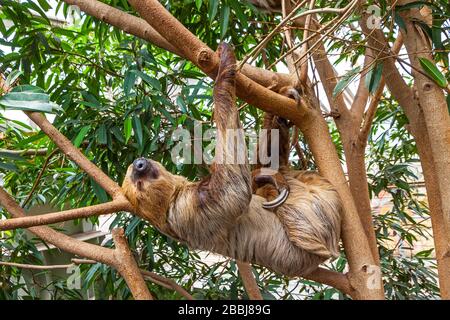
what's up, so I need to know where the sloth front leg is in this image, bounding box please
[196,43,252,229]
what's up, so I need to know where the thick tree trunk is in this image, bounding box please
[413,128,450,299]
[310,28,380,264]
[343,141,379,264]
[399,6,450,264]
[361,9,450,298]
[297,110,384,299]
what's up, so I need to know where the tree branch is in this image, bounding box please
[351,51,373,119]
[305,20,350,117]
[0,187,152,299]
[140,270,194,300]
[304,267,355,297]
[0,258,194,299]
[0,198,129,231]
[63,0,181,55]
[0,259,91,270]
[0,148,49,157]
[111,228,153,300]
[359,20,412,110]
[236,261,263,300]
[358,81,381,142]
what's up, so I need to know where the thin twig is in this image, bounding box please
[22,148,59,208]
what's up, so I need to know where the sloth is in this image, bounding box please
[122,43,342,277]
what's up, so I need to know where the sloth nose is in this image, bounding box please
[133,158,149,174]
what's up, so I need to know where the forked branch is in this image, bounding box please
[0,187,152,299]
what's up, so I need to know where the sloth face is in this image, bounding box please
[122,158,178,230]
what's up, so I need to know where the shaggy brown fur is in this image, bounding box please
[122,43,342,277]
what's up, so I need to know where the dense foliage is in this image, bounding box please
[1,0,448,299]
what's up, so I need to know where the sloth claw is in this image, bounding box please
[262,187,290,209]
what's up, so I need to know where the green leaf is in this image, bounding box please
[220,5,230,39]
[208,0,219,22]
[124,117,132,143]
[0,161,18,172]
[0,151,24,161]
[5,70,23,87]
[365,62,383,94]
[125,216,142,235]
[73,126,90,148]
[81,91,101,109]
[229,0,247,24]
[394,12,407,31]
[415,248,434,258]
[132,116,143,147]
[333,67,361,97]
[11,85,45,93]
[124,71,137,96]
[37,0,52,11]
[418,57,448,88]
[97,124,107,145]
[195,0,203,10]
[131,70,161,91]
[90,178,108,203]
[0,86,61,113]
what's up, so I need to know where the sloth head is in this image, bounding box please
[122,157,182,232]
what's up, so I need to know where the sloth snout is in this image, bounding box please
[133,158,149,175]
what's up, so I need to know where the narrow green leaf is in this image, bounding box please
[0,151,25,161]
[0,18,6,35]
[90,178,108,203]
[124,71,137,96]
[220,6,231,39]
[124,118,132,143]
[132,116,143,147]
[73,126,90,148]
[0,161,18,172]
[125,216,142,235]
[11,85,45,93]
[229,0,247,24]
[156,106,176,124]
[131,70,161,91]
[81,91,101,109]
[333,67,361,97]
[394,12,407,31]
[418,57,448,88]
[365,62,383,93]
[97,124,107,145]
[208,0,219,22]
[195,0,203,10]
[37,0,52,11]
[5,70,23,87]
[0,90,61,113]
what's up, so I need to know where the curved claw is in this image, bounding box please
[262,187,290,209]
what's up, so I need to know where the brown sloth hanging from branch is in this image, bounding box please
[122,43,342,277]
